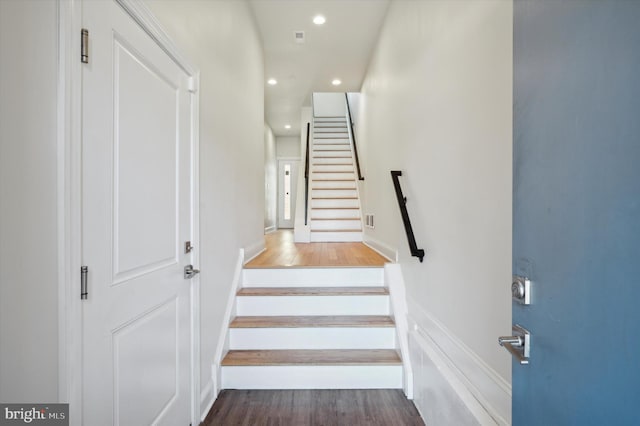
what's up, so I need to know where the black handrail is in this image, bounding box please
[345,94,364,181]
[390,171,425,262]
[304,122,310,225]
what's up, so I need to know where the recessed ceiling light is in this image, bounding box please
[313,15,326,25]
[267,78,277,85]
[332,79,342,86]
[285,124,291,129]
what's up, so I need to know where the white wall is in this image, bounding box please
[0,0,60,402]
[358,0,512,422]
[264,124,277,233]
[312,92,346,117]
[293,107,312,242]
[276,136,301,158]
[145,0,265,412]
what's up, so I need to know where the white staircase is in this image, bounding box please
[310,116,363,242]
[220,267,403,389]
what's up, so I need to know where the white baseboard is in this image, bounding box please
[264,225,276,234]
[408,301,511,425]
[363,234,397,262]
[244,238,265,264]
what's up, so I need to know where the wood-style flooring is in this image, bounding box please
[245,230,388,268]
[202,389,425,426]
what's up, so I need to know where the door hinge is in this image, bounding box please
[81,28,89,64]
[81,266,88,300]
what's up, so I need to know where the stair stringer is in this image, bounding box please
[386,263,414,399]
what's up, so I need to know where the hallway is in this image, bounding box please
[246,230,388,268]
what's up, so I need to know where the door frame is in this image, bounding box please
[276,157,301,229]
[56,1,201,424]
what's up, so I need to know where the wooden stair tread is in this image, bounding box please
[311,229,362,232]
[237,286,387,297]
[311,179,356,182]
[312,196,358,199]
[311,207,359,210]
[311,217,360,220]
[312,188,356,191]
[230,315,395,328]
[221,349,402,366]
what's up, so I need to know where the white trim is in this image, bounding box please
[60,1,201,425]
[384,264,413,399]
[264,225,277,234]
[275,156,302,161]
[363,234,397,262]
[188,70,202,426]
[114,0,196,76]
[212,249,245,399]
[408,301,511,425]
[57,2,83,424]
[244,239,266,264]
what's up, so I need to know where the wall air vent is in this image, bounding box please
[294,31,305,43]
[365,214,375,228]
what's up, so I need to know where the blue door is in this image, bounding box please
[513,1,640,424]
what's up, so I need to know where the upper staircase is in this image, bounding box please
[220,266,403,389]
[309,116,363,242]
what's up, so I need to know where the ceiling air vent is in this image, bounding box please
[294,31,305,44]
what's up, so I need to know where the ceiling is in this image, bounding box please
[249,0,390,137]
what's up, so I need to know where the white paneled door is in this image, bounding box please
[81,2,194,425]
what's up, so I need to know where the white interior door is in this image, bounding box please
[277,160,299,229]
[81,1,193,425]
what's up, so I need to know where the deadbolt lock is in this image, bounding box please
[512,275,531,305]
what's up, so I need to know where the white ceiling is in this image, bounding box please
[249,0,390,137]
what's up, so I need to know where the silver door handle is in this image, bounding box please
[498,324,530,365]
[184,264,200,279]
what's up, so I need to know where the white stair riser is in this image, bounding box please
[311,198,359,208]
[242,267,384,286]
[314,128,348,134]
[312,180,356,189]
[313,144,352,151]
[229,328,396,350]
[310,208,360,219]
[312,157,353,165]
[312,189,358,198]
[221,365,403,390]
[314,132,349,138]
[310,231,363,242]
[313,132,349,141]
[236,295,389,316]
[313,165,355,173]
[314,139,350,144]
[312,151,352,158]
[311,219,362,231]
[314,121,347,126]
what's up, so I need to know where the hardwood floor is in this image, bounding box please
[245,229,388,268]
[202,389,425,425]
